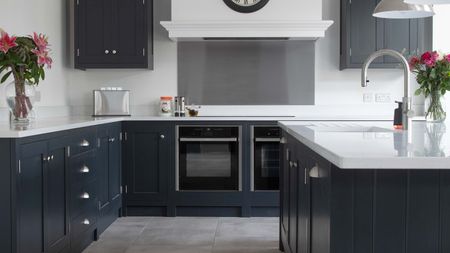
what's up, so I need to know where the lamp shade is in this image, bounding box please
[405,0,450,4]
[373,0,435,19]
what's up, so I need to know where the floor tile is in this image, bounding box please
[125,245,213,253]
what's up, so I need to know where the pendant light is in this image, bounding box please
[373,0,435,19]
[405,0,450,4]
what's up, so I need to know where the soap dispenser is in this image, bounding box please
[394,101,403,129]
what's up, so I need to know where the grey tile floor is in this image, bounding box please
[83,217,281,253]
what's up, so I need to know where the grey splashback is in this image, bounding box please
[178,41,315,105]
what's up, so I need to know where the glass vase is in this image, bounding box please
[424,89,446,123]
[5,80,36,124]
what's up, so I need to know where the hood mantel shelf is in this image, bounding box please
[160,20,334,41]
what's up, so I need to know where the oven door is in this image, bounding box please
[252,137,281,191]
[178,138,240,191]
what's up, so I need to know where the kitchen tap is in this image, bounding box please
[361,49,413,130]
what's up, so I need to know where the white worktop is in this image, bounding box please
[0,116,301,138]
[279,121,450,169]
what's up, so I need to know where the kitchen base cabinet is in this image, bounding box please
[280,130,450,253]
[2,123,122,253]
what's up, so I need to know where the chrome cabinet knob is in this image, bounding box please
[82,219,90,225]
[80,165,90,173]
[80,140,90,147]
[81,192,90,199]
[50,155,54,160]
[105,50,110,54]
[112,50,117,55]
[160,135,165,139]
[109,137,116,143]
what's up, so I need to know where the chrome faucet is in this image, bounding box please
[361,49,413,130]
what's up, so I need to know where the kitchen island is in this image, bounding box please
[278,121,450,253]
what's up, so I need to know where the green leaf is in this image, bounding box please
[415,89,422,96]
[0,71,12,84]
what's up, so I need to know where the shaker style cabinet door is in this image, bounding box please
[340,0,432,69]
[74,0,153,69]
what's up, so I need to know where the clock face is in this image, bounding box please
[231,0,262,7]
[223,0,270,13]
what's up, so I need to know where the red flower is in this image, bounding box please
[32,32,48,51]
[421,51,439,67]
[32,49,52,68]
[0,31,18,54]
[409,56,420,69]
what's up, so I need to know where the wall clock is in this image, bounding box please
[223,0,270,13]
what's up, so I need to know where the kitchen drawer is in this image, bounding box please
[69,150,96,185]
[71,180,98,218]
[71,201,98,239]
[69,131,96,157]
[70,225,97,253]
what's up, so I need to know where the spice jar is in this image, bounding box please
[159,96,173,117]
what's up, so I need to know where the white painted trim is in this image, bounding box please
[160,20,334,41]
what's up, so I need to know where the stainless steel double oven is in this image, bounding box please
[175,125,281,192]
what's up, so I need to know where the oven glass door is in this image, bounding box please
[253,141,280,190]
[179,140,239,191]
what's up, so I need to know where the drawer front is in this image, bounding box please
[69,132,96,156]
[71,202,98,239]
[69,151,96,185]
[71,181,98,218]
[70,225,96,253]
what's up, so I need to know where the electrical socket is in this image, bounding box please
[375,93,391,103]
[363,93,374,103]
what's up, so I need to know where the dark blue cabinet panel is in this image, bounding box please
[340,0,433,69]
[75,0,153,69]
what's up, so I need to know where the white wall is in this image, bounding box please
[171,0,322,21]
[1,0,449,118]
[433,5,450,112]
[0,0,69,109]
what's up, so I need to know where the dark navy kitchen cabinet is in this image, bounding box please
[122,122,174,216]
[18,138,70,253]
[280,129,450,253]
[74,0,153,69]
[96,124,123,235]
[340,0,433,69]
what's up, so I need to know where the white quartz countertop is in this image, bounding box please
[279,121,450,169]
[0,116,304,138]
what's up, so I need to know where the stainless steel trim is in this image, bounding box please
[179,137,238,142]
[175,125,242,192]
[255,138,282,142]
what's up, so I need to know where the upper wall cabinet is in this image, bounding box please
[340,0,433,69]
[73,0,153,70]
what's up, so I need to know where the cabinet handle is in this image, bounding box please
[80,165,90,173]
[105,50,110,54]
[82,219,90,225]
[304,168,308,185]
[81,192,90,199]
[289,161,293,168]
[160,135,165,139]
[112,50,117,55]
[309,164,320,178]
[109,137,116,143]
[293,162,298,168]
[50,155,54,160]
[80,140,90,147]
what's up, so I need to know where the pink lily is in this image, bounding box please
[32,49,52,68]
[0,31,18,54]
[32,32,49,51]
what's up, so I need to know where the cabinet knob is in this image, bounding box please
[50,155,54,160]
[81,192,90,199]
[289,161,293,168]
[80,165,90,173]
[80,140,90,147]
[105,50,110,54]
[160,135,165,139]
[82,219,90,225]
[112,50,117,55]
[109,137,116,143]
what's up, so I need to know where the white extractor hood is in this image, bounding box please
[160,20,334,41]
[161,0,334,41]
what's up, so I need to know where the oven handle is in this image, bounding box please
[179,138,238,142]
[254,138,282,143]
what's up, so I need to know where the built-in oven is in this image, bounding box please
[251,126,281,191]
[176,126,241,191]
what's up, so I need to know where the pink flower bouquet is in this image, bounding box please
[0,29,52,121]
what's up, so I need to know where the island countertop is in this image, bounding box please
[278,121,450,169]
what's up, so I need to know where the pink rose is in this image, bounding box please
[409,56,420,69]
[421,51,439,67]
